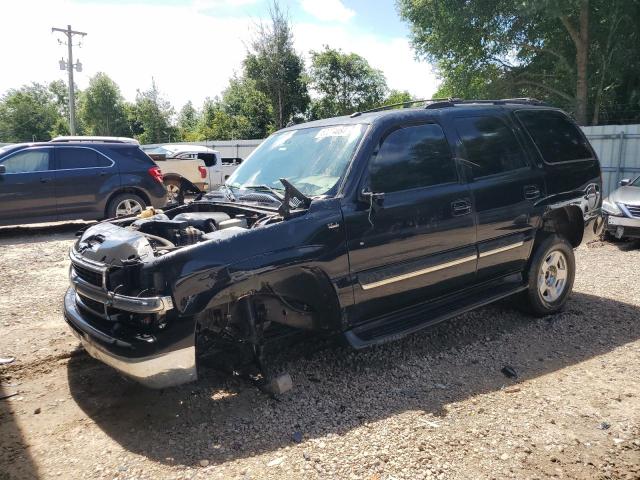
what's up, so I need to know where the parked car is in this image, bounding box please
[602,175,640,239]
[63,99,603,388]
[0,137,167,226]
[144,145,241,201]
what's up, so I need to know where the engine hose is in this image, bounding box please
[142,232,176,248]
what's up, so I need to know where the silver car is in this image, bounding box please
[602,176,640,239]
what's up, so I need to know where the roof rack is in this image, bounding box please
[51,136,139,144]
[350,97,546,117]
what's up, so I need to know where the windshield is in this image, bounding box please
[632,176,640,187]
[225,124,366,196]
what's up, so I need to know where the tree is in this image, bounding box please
[177,101,199,140]
[131,80,177,144]
[221,76,273,138]
[0,83,61,142]
[79,73,129,136]
[398,0,640,125]
[308,46,388,119]
[244,1,309,129]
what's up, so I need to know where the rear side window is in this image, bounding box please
[1,149,52,173]
[57,147,111,169]
[109,146,155,166]
[455,116,528,177]
[369,123,456,193]
[516,110,592,163]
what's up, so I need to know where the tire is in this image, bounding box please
[521,234,575,316]
[164,178,183,204]
[106,193,146,218]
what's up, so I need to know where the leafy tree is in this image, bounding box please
[0,83,61,142]
[308,46,388,119]
[244,1,309,129]
[131,80,177,144]
[384,89,414,107]
[398,0,640,125]
[221,76,273,138]
[177,101,199,140]
[79,73,129,136]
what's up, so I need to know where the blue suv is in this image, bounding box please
[0,136,167,226]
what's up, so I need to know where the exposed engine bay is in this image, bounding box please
[76,203,284,266]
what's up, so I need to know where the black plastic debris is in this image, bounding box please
[292,431,303,444]
[501,365,518,379]
[599,421,611,430]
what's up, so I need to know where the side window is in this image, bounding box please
[515,110,592,163]
[1,149,52,173]
[57,148,111,169]
[455,116,528,177]
[369,124,456,193]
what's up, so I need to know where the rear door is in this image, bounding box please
[53,146,118,219]
[0,147,57,225]
[343,122,477,322]
[453,113,545,281]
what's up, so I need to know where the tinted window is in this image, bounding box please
[516,110,592,163]
[57,147,111,169]
[455,116,528,177]
[369,124,456,192]
[1,149,52,173]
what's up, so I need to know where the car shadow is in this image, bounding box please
[66,292,639,467]
[0,383,41,479]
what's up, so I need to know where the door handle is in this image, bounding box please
[451,199,472,216]
[524,185,541,200]
[40,177,52,184]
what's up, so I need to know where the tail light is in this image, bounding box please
[198,165,207,179]
[148,166,163,184]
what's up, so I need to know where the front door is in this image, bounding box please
[0,147,57,225]
[453,113,545,281]
[342,123,477,324]
[53,146,118,220]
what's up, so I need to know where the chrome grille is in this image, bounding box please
[624,204,640,218]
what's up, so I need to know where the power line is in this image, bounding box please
[52,25,86,135]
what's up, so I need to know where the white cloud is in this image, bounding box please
[299,0,355,23]
[0,0,437,114]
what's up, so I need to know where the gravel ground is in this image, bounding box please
[1,224,639,480]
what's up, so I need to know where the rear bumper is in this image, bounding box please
[64,288,197,389]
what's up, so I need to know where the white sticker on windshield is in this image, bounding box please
[315,126,353,139]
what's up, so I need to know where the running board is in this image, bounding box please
[344,274,526,349]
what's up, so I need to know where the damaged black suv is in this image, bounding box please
[64,99,603,388]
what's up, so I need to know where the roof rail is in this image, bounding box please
[350,97,546,117]
[350,98,452,117]
[51,136,140,144]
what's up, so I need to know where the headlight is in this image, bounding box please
[602,199,622,216]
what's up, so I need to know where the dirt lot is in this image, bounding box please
[1,224,639,480]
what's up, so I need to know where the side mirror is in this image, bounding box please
[0,165,5,174]
[619,178,631,187]
[359,188,385,209]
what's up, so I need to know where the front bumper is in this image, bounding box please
[605,215,640,238]
[64,288,197,388]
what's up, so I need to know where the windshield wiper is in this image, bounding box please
[242,184,284,201]
[220,184,237,201]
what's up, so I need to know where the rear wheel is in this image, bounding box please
[164,178,182,203]
[106,193,146,218]
[521,235,575,316]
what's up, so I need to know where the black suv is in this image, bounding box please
[0,137,167,226]
[63,100,603,388]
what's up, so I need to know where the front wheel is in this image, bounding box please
[521,235,575,316]
[106,193,146,218]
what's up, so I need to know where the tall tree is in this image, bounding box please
[398,0,640,125]
[0,83,61,142]
[131,80,176,144]
[244,1,309,129]
[79,73,129,136]
[308,46,388,119]
[221,76,273,138]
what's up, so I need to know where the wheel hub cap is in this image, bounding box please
[538,250,568,302]
[115,199,143,217]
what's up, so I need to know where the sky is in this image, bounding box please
[0,0,439,110]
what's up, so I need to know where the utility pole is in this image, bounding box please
[52,25,86,135]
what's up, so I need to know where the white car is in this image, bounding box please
[145,145,241,200]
